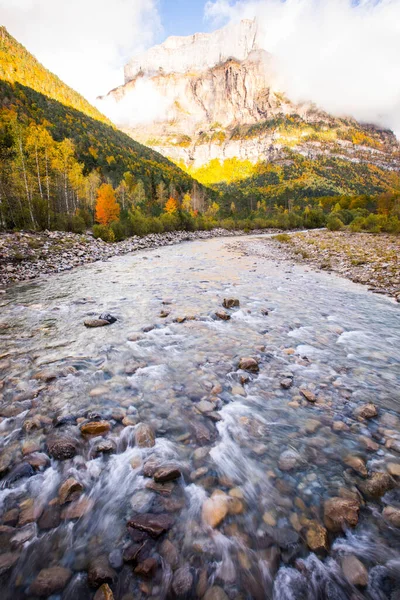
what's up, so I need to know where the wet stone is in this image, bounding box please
[172,565,193,597]
[61,497,93,520]
[204,587,229,600]
[159,539,179,569]
[84,319,111,328]
[88,556,117,588]
[59,477,84,505]
[280,378,293,389]
[324,497,360,532]
[344,455,368,476]
[202,491,229,528]
[81,420,111,435]
[26,452,50,469]
[0,552,20,576]
[38,505,61,530]
[383,506,400,527]
[127,513,174,538]
[134,423,155,448]
[94,439,116,454]
[341,555,368,587]
[215,311,231,321]
[46,435,78,460]
[223,298,240,309]
[387,463,400,478]
[10,523,37,549]
[30,566,72,597]
[238,357,259,372]
[153,466,181,483]
[279,449,302,471]
[300,388,317,403]
[359,472,394,498]
[134,557,158,578]
[94,583,115,600]
[354,403,378,419]
[306,522,328,552]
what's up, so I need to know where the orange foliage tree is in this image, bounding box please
[164,197,179,214]
[95,183,120,225]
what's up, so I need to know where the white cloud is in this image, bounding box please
[0,0,161,103]
[99,77,172,126]
[205,0,400,136]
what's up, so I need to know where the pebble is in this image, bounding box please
[153,466,181,483]
[223,298,240,308]
[382,506,400,527]
[172,565,193,596]
[300,389,317,403]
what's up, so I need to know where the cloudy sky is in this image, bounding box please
[1,0,400,135]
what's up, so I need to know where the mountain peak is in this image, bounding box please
[124,18,259,83]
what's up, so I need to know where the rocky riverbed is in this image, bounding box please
[243,230,400,302]
[0,234,399,599]
[0,228,276,289]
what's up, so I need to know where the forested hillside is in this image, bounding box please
[0,27,209,231]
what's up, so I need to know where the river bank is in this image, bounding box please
[0,228,278,289]
[241,230,400,302]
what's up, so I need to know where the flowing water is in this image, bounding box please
[0,234,399,599]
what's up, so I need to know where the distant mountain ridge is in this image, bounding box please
[100,19,400,202]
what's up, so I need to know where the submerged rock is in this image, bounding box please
[300,388,317,403]
[30,566,72,597]
[153,466,181,483]
[324,497,360,532]
[238,357,259,372]
[0,552,20,576]
[80,421,111,435]
[354,403,378,419]
[202,491,229,528]
[223,298,240,309]
[172,564,193,596]
[341,555,368,587]
[306,522,328,552]
[88,556,117,588]
[94,584,114,600]
[84,319,111,328]
[383,506,400,527]
[359,472,394,498]
[127,513,174,538]
[215,311,231,321]
[99,313,117,324]
[58,478,84,505]
[134,423,155,448]
[46,435,78,460]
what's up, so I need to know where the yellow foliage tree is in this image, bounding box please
[95,183,120,226]
[164,197,179,214]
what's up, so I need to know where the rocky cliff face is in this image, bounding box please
[99,20,400,175]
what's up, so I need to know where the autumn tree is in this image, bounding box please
[164,197,179,214]
[95,183,120,225]
[156,181,167,207]
[182,193,192,212]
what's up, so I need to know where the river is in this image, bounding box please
[0,234,399,599]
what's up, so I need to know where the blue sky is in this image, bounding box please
[158,0,212,39]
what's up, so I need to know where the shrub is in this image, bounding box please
[272,233,292,243]
[93,224,114,242]
[327,215,344,231]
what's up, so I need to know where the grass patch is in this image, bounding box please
[272,233,293,243]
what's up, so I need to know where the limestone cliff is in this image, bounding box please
[99,19,400,176]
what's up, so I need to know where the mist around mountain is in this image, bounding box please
[100,19,400,219]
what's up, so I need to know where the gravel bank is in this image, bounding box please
[0,228,277,288]
[242,230,400,301]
